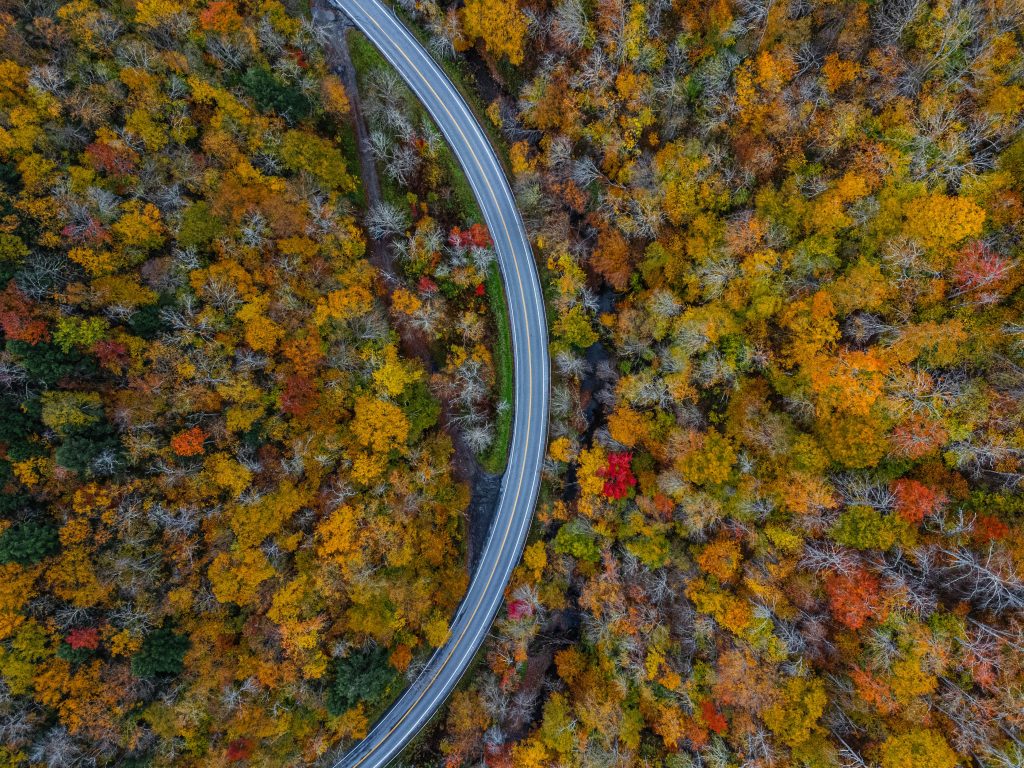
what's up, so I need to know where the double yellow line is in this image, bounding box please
[340,0,541,765]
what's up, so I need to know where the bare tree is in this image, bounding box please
[555,350,590,380]
[800,541,859,575]
[30,727,90,768]
[463,423,495,453]
[550,0,589,51]
[942,545,1024,613]
[872,0,923,47]
[365,201,410,239]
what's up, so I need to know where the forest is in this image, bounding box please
[409,0,1024,765]
[2,0,1024,766]
[0,0,512,764]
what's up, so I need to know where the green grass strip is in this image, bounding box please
[480,263,514,474]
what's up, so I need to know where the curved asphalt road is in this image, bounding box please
[326,1,550,766]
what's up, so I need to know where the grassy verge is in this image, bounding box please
[480,263,513,474]
[347,27,389,85]
[437,142,481,223]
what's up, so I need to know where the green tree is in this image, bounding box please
[7,341,98,387]
[326,646,398,715]
[0,521,59,565]
[830,506,909,551]
[177,201,224,250]
[131,627,190,679]
[240,66,313,122]
[280,130,356,193]
[553,519,602,563]
[554,305,598,349]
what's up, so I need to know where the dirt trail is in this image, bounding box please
[312,3,390,269]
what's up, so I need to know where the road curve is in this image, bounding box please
[326,1,550,766]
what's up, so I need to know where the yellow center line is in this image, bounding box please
[343,1,540,765]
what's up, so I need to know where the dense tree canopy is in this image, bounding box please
[0,0,492,764]
[4,0,1024,764]
[391,0,1024,765]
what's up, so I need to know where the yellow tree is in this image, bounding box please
[460,0,529,65]
[208,548,276,606]
[879,729,959,768]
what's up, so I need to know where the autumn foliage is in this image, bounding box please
[400,0,1024,762]
[169,426,207,457]
[0,1,472,764]
[4,0,1024,763]
[597,451,636,499]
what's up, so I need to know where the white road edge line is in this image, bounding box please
[325,2,550,767]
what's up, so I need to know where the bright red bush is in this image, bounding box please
[597,452,636,500]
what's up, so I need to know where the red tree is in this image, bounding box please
[597,452,636,500]
[226,738,254,762]
[0,284,49,344]
[700,700,728,735]
[507,599,533,620]
[199,0,243,34]
[66,627,100,650]
[92,339,129,371]
[170,426,207,457]
[448,224,492,249]
[973,514,1010,543]
[280,374,317,417]
[84,141,137,176]
[890,416,948,459]
[952,241,1014,304]
[825,567,882,630]
[891,478,946,524]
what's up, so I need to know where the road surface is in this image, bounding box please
[326,1,550,766]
